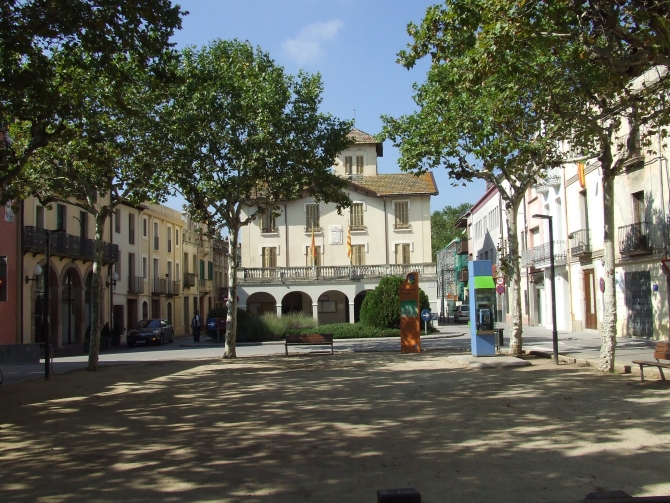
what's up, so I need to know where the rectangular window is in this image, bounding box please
[153,222,159,250]
[208,260,213,280]
[56,204,66,231]
[153,258,159,278]
[352,244,365,265]
[183,253,189,273]
[175,227,179,246]
[306,246,321,267]
[394,202,409,228]
[344,156,353,174]
[260,209,276,233]
[200,259,205,280]
[79,211,88,240]
[128,253,135,278]
[116,253,121,275]
[632,191,645,223]
[262,247,277,268]
[306,204,320,230]
[350,203,364,230]
[356,155,364,174]
[128,213,135,245]
[115,208,121,233]
[142,257,147,278]
[167,227,172,253]
[36,205,44,229]
[176,263,180,282]
[395,243,410,264]
[167,261,172,281]
[142,217,148,238]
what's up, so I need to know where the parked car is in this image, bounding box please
[127,319,174,347]
[454,305,470,323]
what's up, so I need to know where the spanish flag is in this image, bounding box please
[310,226,317,264]
[347,227,352,262]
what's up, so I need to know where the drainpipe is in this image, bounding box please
[562,166,574,332]
[384,198,389,266]
[284,203,289,267]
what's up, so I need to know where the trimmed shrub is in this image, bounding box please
[359,276,431,329]
[260,312,316,337]
[286,322,401,339]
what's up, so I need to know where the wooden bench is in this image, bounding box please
[632,341,670,381]
[285,334,334,356]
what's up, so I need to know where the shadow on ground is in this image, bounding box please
[1,352,669,503]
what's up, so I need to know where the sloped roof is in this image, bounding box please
[348,128,383,157]
[349,172,438,196]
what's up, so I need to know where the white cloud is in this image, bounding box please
[282,20,343,65]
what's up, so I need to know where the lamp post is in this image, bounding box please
[532,214,559,365]
[43,229,65,380]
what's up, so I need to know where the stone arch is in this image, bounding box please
[316,290,348,324]
[246,292,278,316]
[281,291,313,317]
[59,264,84,346]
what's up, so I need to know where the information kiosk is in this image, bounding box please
[468,260,496,356]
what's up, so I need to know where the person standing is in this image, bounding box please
[192,309,202,343]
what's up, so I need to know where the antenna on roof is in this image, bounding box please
[353,108,356,125]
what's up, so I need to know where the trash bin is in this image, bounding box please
[495,328,504,352]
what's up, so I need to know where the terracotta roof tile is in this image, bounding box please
[348,128,379,143]
[349,173,439,196]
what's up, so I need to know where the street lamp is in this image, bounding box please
[25,263,43,284]
[532,214,559,365]
[44,228,66,380]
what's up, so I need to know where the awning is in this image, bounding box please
[473,276,495,289]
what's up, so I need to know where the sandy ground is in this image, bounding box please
[1,350,669,503]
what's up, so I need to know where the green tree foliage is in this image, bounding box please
[360,276,430,329]
[431,203,471,261]
[163,40,353,358]
[11,54,173,370]
[0,0,184,195]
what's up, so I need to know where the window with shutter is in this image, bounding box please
[260,208,276,233]
[262,247,277,268]
[305,204,320,230]
[344,156,353,174]
[395,243,410,264]
[208,261,213,280]
[352,245,365,265]
[394,202,409,228]
[115,209,121,233]
[350,203,364,230]
[356,155,364,174]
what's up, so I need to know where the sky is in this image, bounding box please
[165,0,486,214]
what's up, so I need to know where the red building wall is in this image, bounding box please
[0,204,20,344]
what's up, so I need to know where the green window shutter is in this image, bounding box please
[200,260,205,280]
[208,261,213,280]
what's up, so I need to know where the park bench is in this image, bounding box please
[632,341,670,381]
[285,334,334,356]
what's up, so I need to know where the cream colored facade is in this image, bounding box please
[238,129,439,323]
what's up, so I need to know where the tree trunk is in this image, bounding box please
[87,213,107,371]
[505,197,524,356]
[224,227,239,359]
[599,162,617,372]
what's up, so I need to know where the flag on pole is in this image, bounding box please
[347,227,352,261]
[310,225,317,264]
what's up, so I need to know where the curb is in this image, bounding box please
[526,350,668,379]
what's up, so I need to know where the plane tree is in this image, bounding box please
[9,54,173,370]
[0,0,184,195]
[163,40,353,358]
[394,0,669,370]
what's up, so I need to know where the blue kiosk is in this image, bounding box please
[468,260,497,356]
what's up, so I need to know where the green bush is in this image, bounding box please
[286,322,401,339]
[260,312,316,337]
[359,276,431,329]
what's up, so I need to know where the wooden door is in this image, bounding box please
[583,269,597,329]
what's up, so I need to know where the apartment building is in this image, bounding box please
[237,129,439,323]
[0,203,21,344]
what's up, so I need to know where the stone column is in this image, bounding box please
[276,304,282,317]
[312,303,319,322]
[349,302,355,324]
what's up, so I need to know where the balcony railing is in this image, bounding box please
[349,224,367,232]
[619,222,652,255]
[569,229,592,256]
[23,226,118,264]
[199,278,212,292]
[128,275,144,295]
[304,226,323,233]
[457,240,468,255]
[183,272,197,289]
[152,278,167,295]
[167,281,181,296]
[238,263,437,284]
[522,241,567,268]
[393,222,412,230]
[533,168,562,194]
[457,269,468,283]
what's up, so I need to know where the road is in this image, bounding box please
[0,322,659,385]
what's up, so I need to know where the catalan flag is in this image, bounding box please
[347,226,352,262]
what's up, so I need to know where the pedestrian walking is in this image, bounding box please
[192,310,202,343]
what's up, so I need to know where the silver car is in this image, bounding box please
[454,305,470,323]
